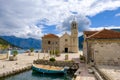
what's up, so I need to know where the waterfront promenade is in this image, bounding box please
[75,64,96,80]
[73,58,96,80]
[0,51,97,80]
[0,52,80,78]
[0,53,38,77]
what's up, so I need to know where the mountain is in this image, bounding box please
[0,36,41,49]
[112,29,120,32]
[0,37,18,49]
[78,35,84,50]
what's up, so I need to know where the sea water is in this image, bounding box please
[0,49,41,54]
[1,70,73,80]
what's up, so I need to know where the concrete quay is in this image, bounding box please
[0,52,80,78]
[0,53,40,78]
[75,64,96,80]
[96,65,120,80]
[72,58,97,80]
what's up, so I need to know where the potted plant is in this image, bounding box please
[80,55,85,63]
[9,50,18,61]
[55,50,60,57]
[65,54,69,60]
[49,50,52,56]
[49,50,55,57]
[29,48,34,56]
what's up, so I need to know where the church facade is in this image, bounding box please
[42,20,79,53]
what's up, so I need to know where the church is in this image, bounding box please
[41,19,79,53]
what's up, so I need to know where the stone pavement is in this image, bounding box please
[97,65,120,80]
[0,53,80,77]
[74,59,96,80]
[0,54,7,60]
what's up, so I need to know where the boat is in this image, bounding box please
[32,64,67,74]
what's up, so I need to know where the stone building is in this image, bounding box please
[42,20,79,53]
[42,34,59,52]
[83,29,120,65]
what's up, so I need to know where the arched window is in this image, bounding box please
[48,41,51,44]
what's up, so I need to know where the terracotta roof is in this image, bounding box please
[84,29,120,39]
[42,34,59,38]
[84,31,97,37]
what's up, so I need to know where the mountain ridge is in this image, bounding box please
[0,36,41,49]
[0,37,19,49]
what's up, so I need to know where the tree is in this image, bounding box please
[9,50,18,61]
[12,50,18,56]
[30,48,34,52]
[28,48,34,56]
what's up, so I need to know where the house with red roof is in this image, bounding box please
[83,29,120,65]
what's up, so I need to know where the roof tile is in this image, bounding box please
[42,34,59,38]
[84,29,120,39]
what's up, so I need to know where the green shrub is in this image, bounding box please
[12,50,18,56]
[55,50,60,57]
[50,50,52,56]
[49,50,54,56]
[30,48,34,52]
[49,57,56,62]
[80,55,85,61]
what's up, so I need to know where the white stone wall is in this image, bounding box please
[91,40,120,64]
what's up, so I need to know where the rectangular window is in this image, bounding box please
[65,39,68,42]
[48,41,50,44]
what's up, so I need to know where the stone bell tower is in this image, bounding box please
[70,18,79,53]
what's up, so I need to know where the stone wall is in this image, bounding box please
[60,33,71,53]
[90,39,120,64]
[42,38,59,52]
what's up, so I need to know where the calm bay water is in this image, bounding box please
[0,49,41,54]
[1,70,73,80]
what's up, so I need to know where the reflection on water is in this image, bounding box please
[1,70,72,80]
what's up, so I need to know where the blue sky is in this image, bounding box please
[0,0,120,39]
[90,8,120,28]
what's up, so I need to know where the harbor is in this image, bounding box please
[0,52,82,79]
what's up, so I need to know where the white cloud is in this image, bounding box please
[78,26,120,36]
[0,0,120,39]
[115,13,120,17]
[89,26,120,31]
[56,14,91,32]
